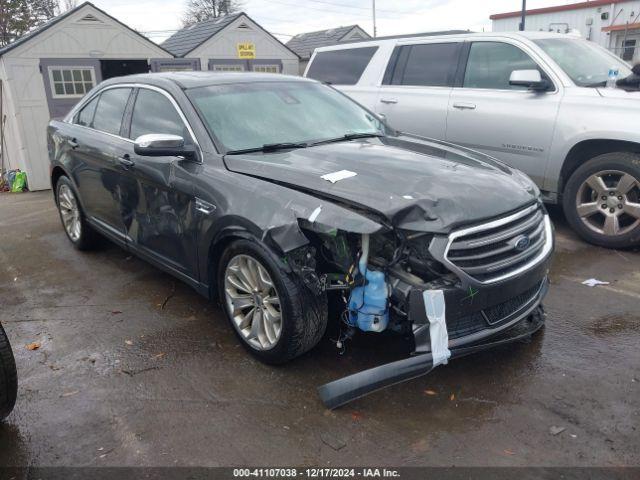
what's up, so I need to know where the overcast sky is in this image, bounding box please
[90,0,574,42]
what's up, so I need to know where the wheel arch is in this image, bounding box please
[205,225,294,300]
[559,139,640,196]
[50,165,69,200]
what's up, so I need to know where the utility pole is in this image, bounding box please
[372,0,377,37]
[520,0,527,31]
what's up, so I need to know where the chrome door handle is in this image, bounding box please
[195,197,216,215]
[118,155,135,168]
[380,98,398,104]
[68,138,79,149]
[453,102,476,110]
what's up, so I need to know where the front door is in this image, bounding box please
[120,87,200,279]
[374,42,462,139]
[68,87,133,240]
[446,41,561,187]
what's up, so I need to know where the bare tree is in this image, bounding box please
[60,0,78,12]
[182,0,243,27]
[31,0,59,22]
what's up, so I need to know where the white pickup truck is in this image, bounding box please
[305,32,640,248]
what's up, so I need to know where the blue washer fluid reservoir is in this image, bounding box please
[348,269,389,332]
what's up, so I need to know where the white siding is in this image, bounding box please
[0,5,172,191]
[492,1,640,49]
[189,16,299,75]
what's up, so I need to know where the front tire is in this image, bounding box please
[563,152,640,248]
[218,240,328,364]
[0,323,17,421]
[55,176,99,250]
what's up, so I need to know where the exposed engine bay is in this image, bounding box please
[280,201,553,408]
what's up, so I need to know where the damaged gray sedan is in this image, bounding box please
[48,73,554,407]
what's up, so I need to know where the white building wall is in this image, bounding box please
[0,4,171,191]
[492,1,640,49]
[190,16,299,75]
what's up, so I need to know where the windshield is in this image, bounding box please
[187,81,385,152]
[533,38,632,87]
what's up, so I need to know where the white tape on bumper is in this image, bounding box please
[423,289,451,367]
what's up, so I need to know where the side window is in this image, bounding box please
[75,96,99,127]
[306,47,378,85]
[464,42,541,90]
[92,88,132,136]
[129,89,189,141]
[394,43,460,87]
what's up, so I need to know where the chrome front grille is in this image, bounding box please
[444,204,552,284]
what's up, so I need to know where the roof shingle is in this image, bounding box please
[161,13,243,57]
[286,25,369,60]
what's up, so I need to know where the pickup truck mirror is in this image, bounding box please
[509,69,550,91]
[134,134,197,160]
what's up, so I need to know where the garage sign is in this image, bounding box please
[237,42,256,59]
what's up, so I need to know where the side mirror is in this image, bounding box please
[509,69,550,91]
[133,134,196,160]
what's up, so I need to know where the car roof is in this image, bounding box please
[100,72,317,90]
[314,31,581,51]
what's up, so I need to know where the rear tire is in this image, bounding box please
[55,176,99,250]
[218,239,328,364]
[0,323,17,421]
[563,152,640,248]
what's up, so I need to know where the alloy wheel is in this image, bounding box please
[224,254,282,350]
[575,170,640,236]
[58,184,81,242]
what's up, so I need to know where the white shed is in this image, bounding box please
[161,13,299,75]
[0,2,173,191]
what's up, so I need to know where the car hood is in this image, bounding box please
[224,136,539,233]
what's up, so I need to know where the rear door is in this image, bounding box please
[120,87,200,279]
[374,41,462,139]
[68,87,133,241]
[446,40,561,186]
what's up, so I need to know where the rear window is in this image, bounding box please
[306,47,378,85]
[388,43,460,87]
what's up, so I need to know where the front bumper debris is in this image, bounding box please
[318,304,546,409]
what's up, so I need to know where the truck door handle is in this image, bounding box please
[453,102,476,110]
[380,98,398,104]
[68,138,79,149]
[118,154,135,168]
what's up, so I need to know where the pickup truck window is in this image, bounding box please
[463,42,539,90]
[75,95,99,127]
[92,88,132,137]
[130,89,188,141]
[306,47,378,85]
[391,43,460,87]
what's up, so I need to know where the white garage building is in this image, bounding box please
[491,0,640,64]
[0,2,173,191]
[160,12,299,75]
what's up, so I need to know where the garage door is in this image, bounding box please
[208,59,283,73]
[150,58,201,72]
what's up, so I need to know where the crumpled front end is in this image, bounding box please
[277,199,554,407]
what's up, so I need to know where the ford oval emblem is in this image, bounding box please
[513,235,531,251]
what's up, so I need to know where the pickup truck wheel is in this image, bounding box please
[218,239,328,364]
[0,323,17,421]
[55,176,99,250]
[563,152,640,248]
